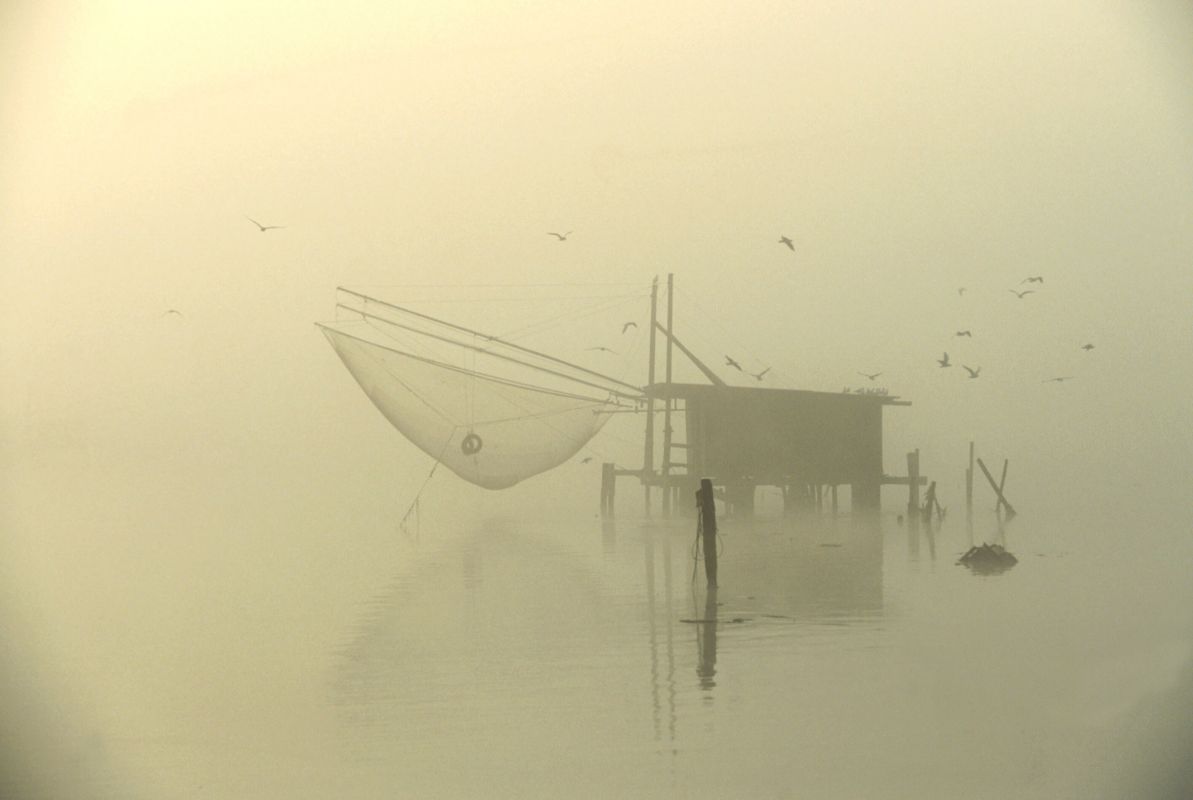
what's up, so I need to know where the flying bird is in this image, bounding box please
[778,235,794,251]
[547,231,572,241]
[1009,289,1035,299]
[586,346,616,353]
[751,367,771,381]
[937,352,951,368]
[621,321,638,334]
[1043,376,1074,383]
[955,330,972,337]
[580,456,593,463]
[725,355,743,371]
[246,216,285,232]
[857,371,882,381]
[962,365,981,379]
[161,309,183,318]
[1022,276,1044,284]
[1081,343,1095,351]
[957,287,966,296]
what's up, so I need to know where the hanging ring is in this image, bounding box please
[461,432,483,455]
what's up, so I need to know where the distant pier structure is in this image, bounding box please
[602,274,916,516]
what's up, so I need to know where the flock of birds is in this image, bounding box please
[200,222,1094,390]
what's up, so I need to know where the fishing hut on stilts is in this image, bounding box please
[601,274,918,517]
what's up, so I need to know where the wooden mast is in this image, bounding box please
[661,273,675,515]
[643,277,658,515]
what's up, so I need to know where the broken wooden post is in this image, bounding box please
[906,450,920,515]
[697,478,718,587]
[976,457,1016,517]
[922,480,937,522]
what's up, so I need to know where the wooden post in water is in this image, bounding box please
[600,462,616,516]
[831,484,839,515]
[906,450,921,515]
[697,478,718,587]
[966,441,974,515]
[922,480,937,523]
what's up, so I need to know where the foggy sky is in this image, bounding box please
[3,2,1193,514]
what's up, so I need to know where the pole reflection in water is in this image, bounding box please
[695,587,717,690]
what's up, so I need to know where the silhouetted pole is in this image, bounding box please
[643,277,658,515]
[661,273,675,516]
[966,441,974,515]
[697,478,718,587]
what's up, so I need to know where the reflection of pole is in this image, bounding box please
[696,587,718,690]
[644,534,661,741]
[697,478,718,587]
[966,441,974,515]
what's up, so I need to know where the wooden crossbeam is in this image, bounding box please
[976,457,1017,517]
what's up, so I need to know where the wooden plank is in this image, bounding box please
[653,322,726,387]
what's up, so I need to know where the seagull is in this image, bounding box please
[246,216,285,232]
[621,321,638,334]
[937,352,951,368]
[725,355,743,371]
[751,367,771,381]
[1022,276,1044,284]
[955,330,972,337]
[958,287,966,296]
[586,346,616,353]
[778,235,794,251]
[1081,343,1095,351]
[962,365,981,379]
[580,456,593,463]
[1009,289,1035,299]
[161,309,184,318]
[1043,376,1074,383]
[857,371,882,381]
[547,231,572,241]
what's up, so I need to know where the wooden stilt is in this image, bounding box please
[906,450,920,514]
[831,484,839,515]
[600,462,616,515]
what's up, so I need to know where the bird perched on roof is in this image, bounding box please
[751,367,771,381]
[547,231,572,241]
[1081,343,1095,351]
[246,216,285,232]
[858,371,882,381]
[955,330,972,337]
[962,365,980,379]
[937,352,951,367]
[778,236,794,251]
[621,321,638,334]
[1022,276,1044,284]
[1009,289,1035,299]
[725,355,743,371]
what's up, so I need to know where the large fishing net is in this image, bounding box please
[319,288,644,489]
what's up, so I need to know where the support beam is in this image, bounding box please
[652,322,726,387]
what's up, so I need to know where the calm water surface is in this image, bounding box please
[3,454,1192,799]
